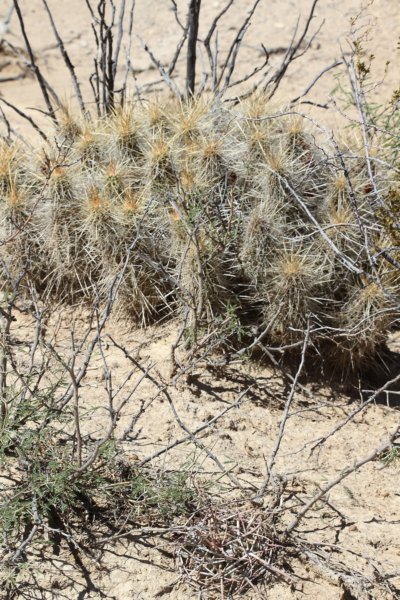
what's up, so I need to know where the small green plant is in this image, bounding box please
[379,446,400,467]
[0,275,209,599]
[129,469,196,519]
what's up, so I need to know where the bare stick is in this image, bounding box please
[186,0,201,96]
[290,60,342,105]
[87,0,117,114]
[310,370,400,453]
[286,425,400,534]
[257,324,310,497]
[216,0,262,90]
[71,366,150,478]
[136,386,251,467]
[0,268,25,422]
[0,104,12,140]
[265,0,320,100]
[0,97,48,141]
[112,0,126,82]
[41,0,85,114]
[53,223,144,413]
[0,73,27,83]
[202,0,235,90]
[343,53,387,214]
[107,335,246,489]
[122,0,136,99]
[227,44,270,90]
[170,0,186,31]
[84,0,96,21]
[0,2,15,39]
[11,525,39,562]
[168,19,189,77]
[12,0,57,123]
[48,332,83,467]
[275,170,362,275]
[139,36,181,97]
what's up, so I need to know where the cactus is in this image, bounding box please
[0,96,398,370]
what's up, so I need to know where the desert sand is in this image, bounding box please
[0,1,399,599]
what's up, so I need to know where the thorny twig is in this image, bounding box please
[12,0,57,123]
[41,0,85,114]
[286,425,400,534]
[257,322,310,496]
[107,335,247,490]
[0,97,48,142]
[310,370,400,453]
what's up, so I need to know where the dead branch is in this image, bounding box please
[0,96,49,143]
[227,44,270,90]
[168,16,189,78]
[139,36,181,98]
[86,0,117,113]
[54,229,144,413]
[107,335,247,490]
[310,370,400,453]
[170,0,186,31]
[257,323,310,497]
[12,0,57,123]
[217,0,262,92]
[41,0,85,114]
[186,0,201,96]
[203,0,234,91]
[264,0,320,99]
[112,0,126,82]
[286,425,400,534]
[135,385,251,467]
[0,105,11,140]
[0,2,15,40]
[0,72,26,82]
[290,60,342,105]
[121,0,136,100]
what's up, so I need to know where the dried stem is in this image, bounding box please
[186,0,201,96]
[258,323,310,496]
[12,0,57,123]
[41,0,86,114]
[286,425,400,534]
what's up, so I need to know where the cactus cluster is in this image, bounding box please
[0,95,398,369]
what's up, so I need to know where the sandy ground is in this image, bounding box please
[5,310,399,599]
[0,1,399,599]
